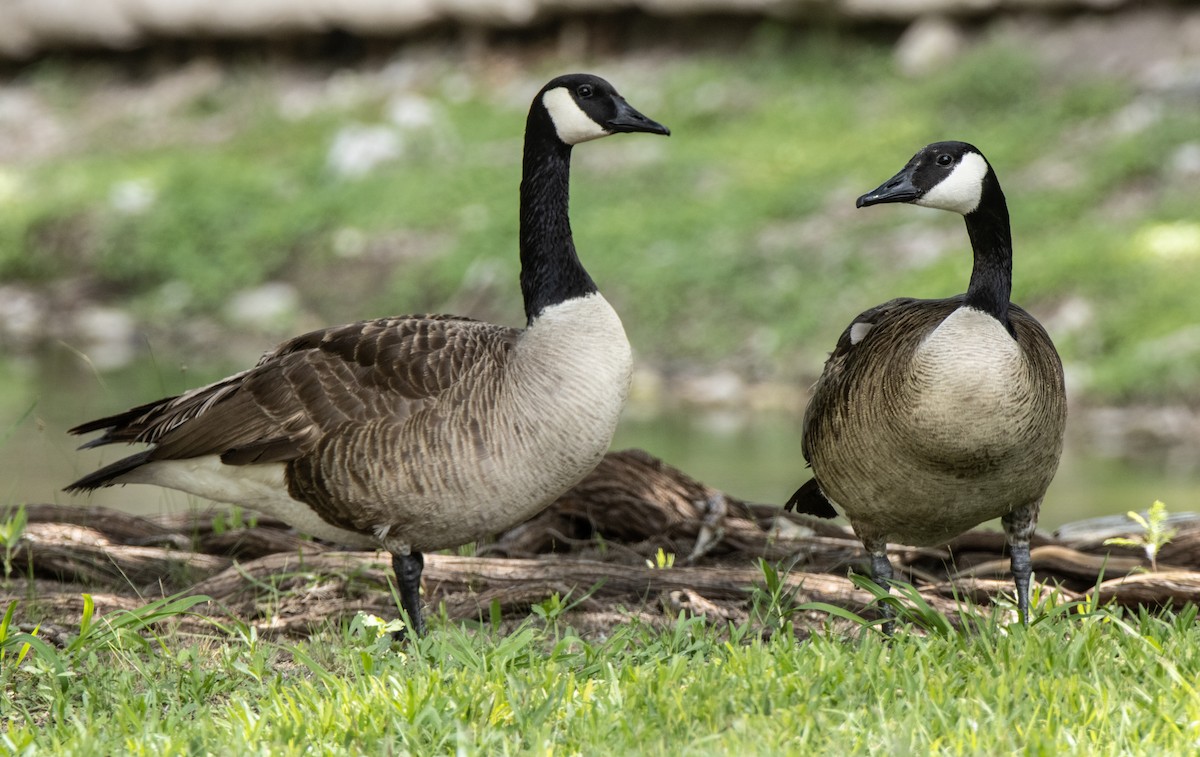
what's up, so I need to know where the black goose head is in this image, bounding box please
[529,73,671,146]
[858,141,1016,330]
[856,141,998,216]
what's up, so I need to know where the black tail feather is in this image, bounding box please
[64,450,154,492]
[784,478,839,519]
[68,397,176,449]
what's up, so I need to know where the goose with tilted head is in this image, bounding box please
[66,74,670,637]
[787,141,1066,628]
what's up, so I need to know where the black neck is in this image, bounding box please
[518,127,597,325]
[962,177,1014,334]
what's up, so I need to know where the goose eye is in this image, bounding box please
[936,153,954,167]
[577,84,594,98]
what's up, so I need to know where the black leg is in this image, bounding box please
[1009,541,1033,625]
[1002,502,1040,626]
[869,546,896,635]
[392,551,427,638]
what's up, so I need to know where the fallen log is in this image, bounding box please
[1090,571,1200,609]
[5,448,1198,639]
[15,504,178,545]
[951,545,1164,583]
[185,550,970,623]
[15,521,231,588]
[483,449,847,564]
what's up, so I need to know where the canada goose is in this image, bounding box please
[66,73,670,637]
[787,141,1067,627]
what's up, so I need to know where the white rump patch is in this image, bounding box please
[849,321,874,345]
[542,87,609,145]
[916,151,988,215]
[127,455,376,548]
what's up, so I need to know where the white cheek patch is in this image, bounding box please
[542,87,610,145]
[849,321,874,345]
[915,151,988,215]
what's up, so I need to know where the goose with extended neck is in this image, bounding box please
[66,74,669,637]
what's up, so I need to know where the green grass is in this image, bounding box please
[3,592,1199,755]
[1,30,1197,401]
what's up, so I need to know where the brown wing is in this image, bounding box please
[1007,302,1067,421]
[800,296,956,466]
[70,314,520,465]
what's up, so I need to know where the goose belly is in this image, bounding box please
[821,462,1049,548]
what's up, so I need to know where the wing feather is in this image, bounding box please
[70,314,520,468]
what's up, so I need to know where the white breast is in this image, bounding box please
[515,292,633,415]
[387,292,632,551]
[908,306,1027,453]
[503,292,633,488]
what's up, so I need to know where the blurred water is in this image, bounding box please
[3,363,1197,532]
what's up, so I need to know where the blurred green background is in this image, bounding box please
[1,12,1197,524]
